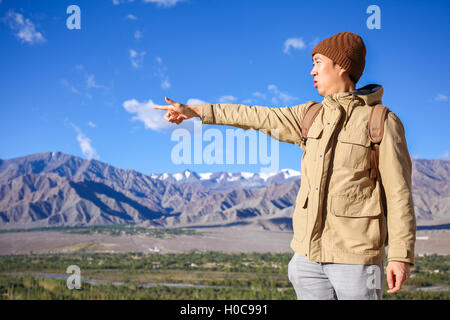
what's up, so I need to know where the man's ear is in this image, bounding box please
[338,67,347,77]
[333,62,346,77]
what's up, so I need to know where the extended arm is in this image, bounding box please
[200,101,315,145]
[153,97,315,145]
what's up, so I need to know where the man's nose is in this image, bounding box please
[310,68,317,76]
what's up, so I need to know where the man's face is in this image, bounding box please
[310,53,343,96]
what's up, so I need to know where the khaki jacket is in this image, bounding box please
[201,84,416,265]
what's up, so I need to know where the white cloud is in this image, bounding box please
[242,99,255,104]
[155,56,171,89]
[268,84,298,104]
[440,151,450,160]
[74,64,84,71]
[129,49,146,68]
[252,91,267,100]
[113,0,135,5]
[123,97,205,132]
[186,98,206,105]
[283,37,305,54]
[87,121,97,128]
[222,86,297,108]
[61,66,108,98]
[70,124,99,160]
[143,0,185,7]
[218,95,237,103]
[411,152,421,160]
[61,79,81,95]
[134,30,143,40]
[434,93,448,102]
[123,98,173,131]
[309,37,320,48]
[161,78,171,89]
[126,14,138,20]
[86,74,106,89]
[3,10,46,44]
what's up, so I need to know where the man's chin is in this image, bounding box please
[316,88,325,97]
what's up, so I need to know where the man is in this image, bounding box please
[153,31,416,300]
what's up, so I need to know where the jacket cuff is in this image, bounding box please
[388,246,415,265]
[201,103,215,124]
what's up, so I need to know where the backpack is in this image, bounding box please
[300,102,390,181]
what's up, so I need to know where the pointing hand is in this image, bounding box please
[152,97,202,125]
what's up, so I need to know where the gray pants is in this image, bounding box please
[288,253,384,300]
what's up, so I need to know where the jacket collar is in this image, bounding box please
[323,83,384,107]
[351,84,383,106]
[322,84,384,129]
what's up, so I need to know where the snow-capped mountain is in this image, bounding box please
[149,168,301,190]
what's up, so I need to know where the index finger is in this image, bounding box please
[152,105,173,111]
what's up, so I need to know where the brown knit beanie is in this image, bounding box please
[311,32,366,83]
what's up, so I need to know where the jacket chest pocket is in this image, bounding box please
[304,121,324,163]
[334,129,371,170]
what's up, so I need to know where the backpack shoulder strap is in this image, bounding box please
[368,104,389,143]
[368,104,390,180]
[300,102,323,146]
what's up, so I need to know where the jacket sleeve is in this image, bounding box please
[378,111,416,265]
[200,101,315,145]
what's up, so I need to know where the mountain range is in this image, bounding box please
[0,152,449,230]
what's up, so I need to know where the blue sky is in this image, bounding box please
[1,0,449,175]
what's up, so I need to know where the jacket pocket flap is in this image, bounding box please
[296,178,310,209]
[337,130,371,147]
[298,190,309,209]
[307,121,324,139]
[331,195,381,217]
